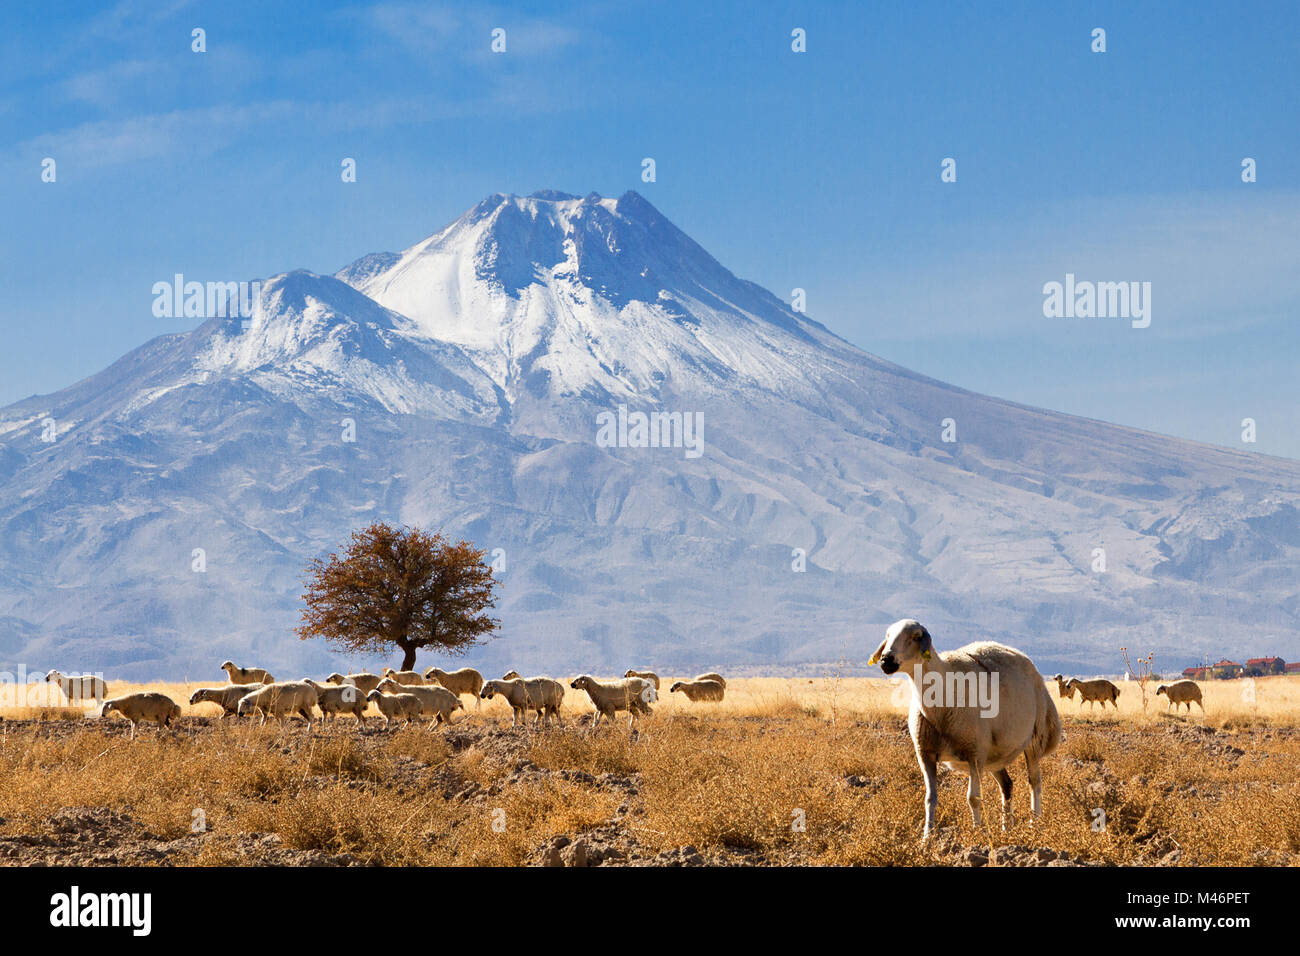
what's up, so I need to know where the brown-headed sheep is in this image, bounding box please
[367,689,423,728]
[669,678,725,702]
[869,619,1061,841]
[375,678,462,725]
[189,683,264,719]
[43,669,108,704]
[480,677,566,729]
[381,668,426,686]
[570,675,657,730]
[1051,674,1075,700]
[236,680,319,726]
[101,692,182,739]
[423,667,485,707]
[1156,680,1204,714]
[220,661,275,685]
[1066,677,1121,710]
[326,672,382,694]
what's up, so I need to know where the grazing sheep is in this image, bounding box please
[624,669,661,690]
[43,670,108,704]
[1156,680,1204,714]
[423,667,485,708]
[304,679,368,725]
[101,693,181,740]
[669,678,725,702]
[375,678,462,725]
[236,680,319,727]
[569,675,656,730]
[869,619,1061,841]
[188,683,265,719]
[1066,677,1121,710]
[220,661,275,685]
[381,668,426,686]
[1051,674,1075,700]
[326,672,382,694]
[366,689,423,729]
[480,678,566,729]
[693,672,726,690]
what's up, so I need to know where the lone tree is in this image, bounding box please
[297,522,499,670]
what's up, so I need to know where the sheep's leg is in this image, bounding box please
[1026,755,1043,821]
[966,763,984,828]
[994,767,1014,831]
[918,751,938,841]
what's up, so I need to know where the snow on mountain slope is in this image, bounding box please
[0,191,1296,679]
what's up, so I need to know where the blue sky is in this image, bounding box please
[2,0,1297,457]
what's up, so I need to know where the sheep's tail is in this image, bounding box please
[1031,683,1062,760]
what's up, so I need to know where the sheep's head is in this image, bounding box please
[219,661,235,672]
[366,689,382,703]
[376,678,401,693]
[1156,685,1168,696]
[869,619,933,674]
[382,668,397,677]
[100,701,117,718]
[502,670,521,680]
[43,669,60,683]
[669,681,684,693]
[326,673,345,684]
[480,683,496,700]
[236,697,253,716]
[188,689,208,705]
[571,675,593,690]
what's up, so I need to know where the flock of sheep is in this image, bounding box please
[41,663,730,740]
[44,627,1213,841]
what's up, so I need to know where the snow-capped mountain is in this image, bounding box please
[1,190,1297,680]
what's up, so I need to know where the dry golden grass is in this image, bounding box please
[0,675,1297,866]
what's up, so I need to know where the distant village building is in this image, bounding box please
[1244,657,1286,677]
[1182,666,1211,680]
[1286,662,1300,675]
[1211,659,1243,679]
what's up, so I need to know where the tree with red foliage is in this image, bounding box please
[297,522,499,670]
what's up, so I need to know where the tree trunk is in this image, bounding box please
[400,642,417,671]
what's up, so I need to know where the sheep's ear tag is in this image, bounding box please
[921,649,932,661]
[868,651,881,666]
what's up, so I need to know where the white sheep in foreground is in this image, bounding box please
[1066,677,1121,710]
[304,679,368,724]
[381,668,426,686]
[693,672,726,689]
[375,678,462,725]
[669,678,725,702]
[326,672,382,694]
[1051,674,1075,700]
[869,619,1061,841]
[43,670,108,704]
[236,680,319,727]
[220,661,275,685]
[570,675,656,730]
[101,693,181,739]
[1156,680,1204,714]
[189,683,265,719]
[480,677,566,729]
[624,669,661,690]
[423,667,485,708]
[367,689,423,729]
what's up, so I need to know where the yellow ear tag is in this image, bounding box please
[921,649,932,661]
[868,652,881,666]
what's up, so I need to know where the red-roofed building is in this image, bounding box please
[1244,657,1286,676]
[1212,659,1243,679]
[1182,666,1211,680]
[1286,662,1300,675]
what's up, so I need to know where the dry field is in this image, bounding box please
[1,675,1298,866]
